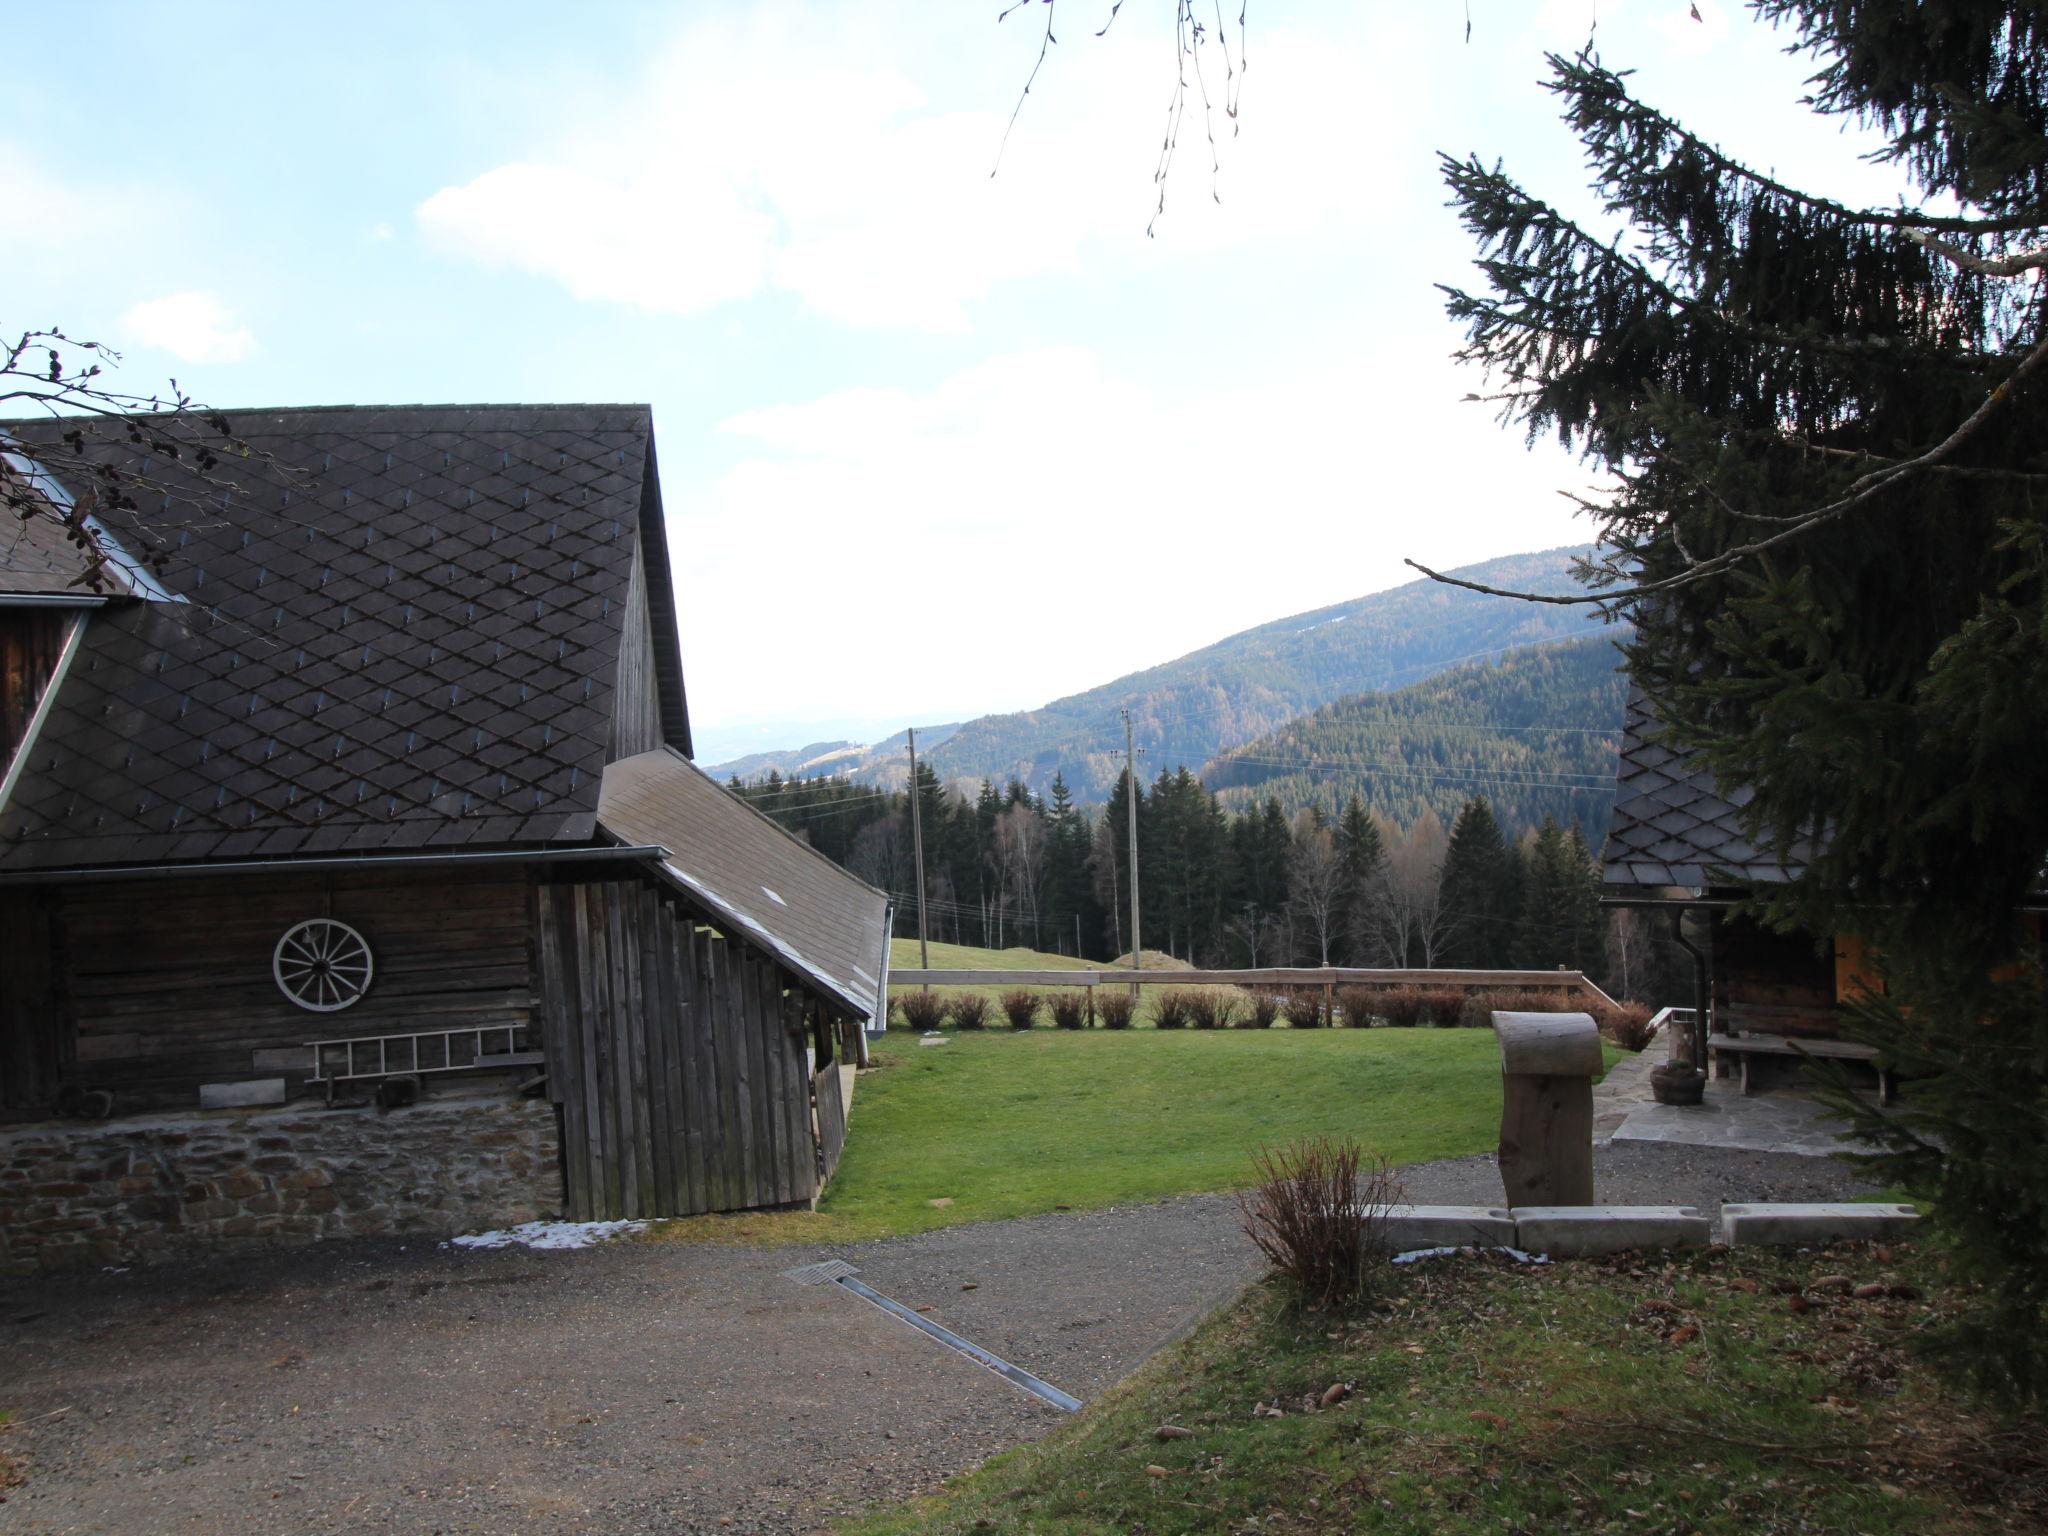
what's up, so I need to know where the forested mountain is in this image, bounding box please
[920,546,1604,800]
[705,546,1605,800]
[1203,632,1629,842]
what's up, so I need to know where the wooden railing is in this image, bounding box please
[888,966,1619,1010]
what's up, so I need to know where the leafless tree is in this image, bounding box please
[1360,811,1452,968]
[994,801,1047,949]
[848,812,907,901]
[1288,824,1342,967]
[1223,904,1281,968]
[1088,813,1123,958]
[1,327,271,592]
[994,0,1246,238]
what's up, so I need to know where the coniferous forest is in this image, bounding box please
[731,651,1680,1002]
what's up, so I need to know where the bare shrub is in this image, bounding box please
[1599,1001,1657,1051]
[948,993,991,1030]
[1334,984,1382,1028]
[1374,986,1426,1028]
[1456,987,1591,1028]
[1186,987,1245,1030]
[1152,988,1197,1029]
[1236,1137,1405,1308]
[1281,989,1330,1029]
[1096,991,1136,1030]
[999,988,1041,1030]
[899,990,948,1031]
[1048,991,1090,1030]
[1239,993,1282,1029]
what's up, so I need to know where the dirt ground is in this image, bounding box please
[0,1143,1871,1536]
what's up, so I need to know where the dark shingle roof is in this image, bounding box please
[0,404,687,871]
[1603,684,1806,889]
[598,747,891,1021]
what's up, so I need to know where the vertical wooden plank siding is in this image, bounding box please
[681,924,719,1211]
[638,885,678,1215]
[538,875,827,1219]
[781,992,817,1202]
[535,885,585,1220]
[573,883,614,1219]
[746,956,790,1203]
[815,1061,847,1186]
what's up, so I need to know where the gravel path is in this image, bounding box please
[0,1142,1873,1536]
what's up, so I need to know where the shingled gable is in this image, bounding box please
[0,404,691,870]
[598,747,892,1021]
[1603,683,1813,891]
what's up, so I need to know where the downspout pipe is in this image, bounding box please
[1668,908,1710,1071]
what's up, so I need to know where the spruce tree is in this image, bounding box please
[1444,3,2048,1399]
[1514,817,1572,971]
[1335,793,1387,965]
[1439,797,1514,968]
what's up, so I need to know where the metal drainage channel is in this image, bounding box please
[784,1260,1082,1413]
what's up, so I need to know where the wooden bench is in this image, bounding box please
[1707,1031,1894,1106]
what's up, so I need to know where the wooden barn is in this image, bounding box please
[0,405,889,1271]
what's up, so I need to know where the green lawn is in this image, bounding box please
[844,1242,2035,1536]
[651,940,1625,1246]
[657,1024,1514,1245]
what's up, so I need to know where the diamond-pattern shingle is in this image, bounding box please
[0,404,684,872]
[1603,684,1808,889]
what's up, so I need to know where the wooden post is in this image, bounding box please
[1493,1011,1602,1207]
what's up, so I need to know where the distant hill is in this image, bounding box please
[707,722,960,786]
[706,545,1609,800]
[920,545,1606,800]
[1202,632,1629,839]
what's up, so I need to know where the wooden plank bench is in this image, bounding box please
[1707,1031,1894,1106]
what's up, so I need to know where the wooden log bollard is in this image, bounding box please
[1493,1010,1603,1208]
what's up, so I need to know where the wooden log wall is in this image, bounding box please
[535,877,819,1220]
[0,891,62,1112]
[2,866,539,1114]
[1711,913,1839,1039]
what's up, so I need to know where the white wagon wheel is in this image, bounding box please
[273,918,375,1012]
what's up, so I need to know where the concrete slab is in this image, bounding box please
[1610,1078,1867,1157]
[1721,1202,1921,1246]
[1513,1205,1713,1258]
[1378,1205,1517,1249]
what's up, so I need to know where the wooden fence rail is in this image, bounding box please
[887,966,1619,1010]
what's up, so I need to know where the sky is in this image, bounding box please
[2,0,1912,765]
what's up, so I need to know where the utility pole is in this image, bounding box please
[1122,709,1142,998]
[906,727,930,973]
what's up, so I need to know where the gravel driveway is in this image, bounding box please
[0,1142,1871,1536]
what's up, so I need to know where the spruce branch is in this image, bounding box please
[1407,329,2048,606]
[1906,228,2048,276]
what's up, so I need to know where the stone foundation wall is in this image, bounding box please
[0,1093,562,1276]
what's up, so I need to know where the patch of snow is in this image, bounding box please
[762,885,787,906]
[449,1219,648,1251]
[1392,1244,1548,1266]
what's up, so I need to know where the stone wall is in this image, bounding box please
[0,1092,562,1276]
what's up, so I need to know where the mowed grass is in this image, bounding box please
[653,940,1622,1247]
[655,1023,1506,1246]
[844,1242,2045,1536]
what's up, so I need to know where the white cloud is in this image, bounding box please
[118,291,256,364]
[416,12,1408,331]
[677,343,1590,724]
